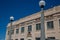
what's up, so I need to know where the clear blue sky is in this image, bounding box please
[0,0,60,40]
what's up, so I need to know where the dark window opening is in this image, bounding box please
[47,21,54,29]
[20,38,24,40]
[28,25,32,32]
[36,23,41,30]
[36,37,40,40]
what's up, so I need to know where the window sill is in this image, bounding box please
[21,32,24,34]
[47,28,54,30]
[36,30,41,32]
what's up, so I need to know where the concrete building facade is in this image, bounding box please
[5,5,60,40]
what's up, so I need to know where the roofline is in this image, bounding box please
[7,5,60,27]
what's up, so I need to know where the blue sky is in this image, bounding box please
[0,0,60,40]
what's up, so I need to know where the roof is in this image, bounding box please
[7,5,60,27]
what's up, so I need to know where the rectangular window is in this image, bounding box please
[15,39,18,40]
[36,37,40,40]
[36,23,41,30]
[16,29,19,34]
[28,25,32,32]
[11,30,14,34]
[8,30,14,35]
[20,38,24,40]
[21,27,24,33]
[8,31,9,35]
[59,19,60,26]
[47,21,54,29]
[48,37,55,39]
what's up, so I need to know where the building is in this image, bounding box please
[5,5,60,40]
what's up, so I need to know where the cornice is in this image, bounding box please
[7,5,60,27]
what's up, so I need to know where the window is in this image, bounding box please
[28,39,31,40]
[28,25,32,32]
[8,30,14,35]
[36,23,41,30]
[21,27,24,33]
[47,21,54,29]
[16,29,19,34]
[11,30,14,34]
[59,19,60,27]
[48,37,55,39]
[20,38,24,40]
[11,39,13,40]
[36,37,40,40]
[15,39,18,40]
[8,31,9,35]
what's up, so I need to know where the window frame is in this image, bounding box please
[59,19,60,27]
[28,25,32,32]
[11,29,14,35]
[21,27,24,33]
[20,38,24,40]
[8,31,9,35]
[15,39,18,40]
[36,23,41,31]
[16,29,19,34]
[47,37,55,39]
[36,37,40,40]
[47,21,54,29]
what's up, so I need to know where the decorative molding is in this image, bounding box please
[8,12,60,28]
[45,15,54,21]
[47,32,55,34]
[27,32,32,37]
[57,15,60,18]
[20,22,25,26]
[34,18,40,23]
